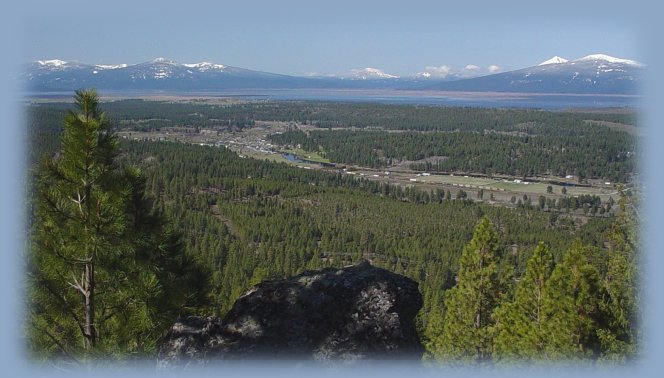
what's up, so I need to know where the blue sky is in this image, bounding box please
[20,0,645,76]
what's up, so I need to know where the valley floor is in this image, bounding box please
[118,120,624,216]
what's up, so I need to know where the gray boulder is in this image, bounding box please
[158,261,423,365]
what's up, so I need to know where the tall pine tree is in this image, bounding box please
[27,90,210,360]
[492,242,554,361]
[541,240,603,359]
[597,188,639,360]
[430,216,501,362]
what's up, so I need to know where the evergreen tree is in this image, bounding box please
[27,90,209,360]
[597,189,638,360]
[492,242,554,360]
[541,240,603,359]
[26,99,638,362]
[431,217,501,362]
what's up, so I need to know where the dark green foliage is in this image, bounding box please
[491,221,638,363]
[112,138,613,317]
[492,242,554,360]
[25,99,638,362]
[597,190,639,360]
[27,91,210,360]
[29,100,637,182]
[541,241,604,359]
[270,126,635,182]
[89,99,636,132]
[428,217,501,362]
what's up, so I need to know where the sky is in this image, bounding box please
[19,0,646,77]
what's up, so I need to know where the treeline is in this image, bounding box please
[88,99,636,132]
[25,105,67,165]
[426,205,637,362]
[26,98,638,362]
[27,100,637,182]
[269,128,635,182]
[119,139,638,361]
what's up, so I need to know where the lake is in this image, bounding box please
[27,88,642,109]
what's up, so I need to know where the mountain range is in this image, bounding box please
[426,54,643,94]
[23,54,644,95]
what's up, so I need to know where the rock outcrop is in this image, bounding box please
[158,261,423,365]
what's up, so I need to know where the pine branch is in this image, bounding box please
[30,322,80,363]
[67,272,87,297]
[54,248,90,265]
[30,272,86,337]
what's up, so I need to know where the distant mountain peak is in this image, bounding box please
[539,56,568,66]
[182,62,226,71]
[25,54,643,94]
[95,64,127,70]
[574,54,643,67]
[151,57,178,64]
[348,67,399,79]
[37,59,69,67]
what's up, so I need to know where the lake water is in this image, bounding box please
[282,153,304,163]
[180,89,642,109]
[29,89,642,109]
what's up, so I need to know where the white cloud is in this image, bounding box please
[421,65,453,78]
[416,63,501,79]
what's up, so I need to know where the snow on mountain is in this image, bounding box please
[538,54,642,67]
[429,53,644,94]
[34,59,90,72]
[24,54,643,94]
[140,59,177,79]
[182,62,226,72]
[347,68,399,80]
[151,57,178,65]
[37,59,69,67]
[95,64,128,70]
[25,57,316,91]
[539,56,568,65]
[574,54,643,67]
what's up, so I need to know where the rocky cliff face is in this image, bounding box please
[158,261,423,365]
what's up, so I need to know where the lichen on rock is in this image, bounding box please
[158,261,423,366]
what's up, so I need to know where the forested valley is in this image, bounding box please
[25,93,639,363]
[269,126,634,181]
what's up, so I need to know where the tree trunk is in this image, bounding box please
[83,262,95,350]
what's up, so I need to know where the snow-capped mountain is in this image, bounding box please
[23,54,644,94]
[35,59,70,69]
[539,56,568,66]
[23,58,313,91]
[345,68,400,80]
[306,67,403,81]
[575,54,643,67]
[428,54,644,94]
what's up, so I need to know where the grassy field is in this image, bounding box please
[118,126,618,204]
[240,149,291,164]
[407,173,617,199]
[584,119,640,136]
[282,148,331,164]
